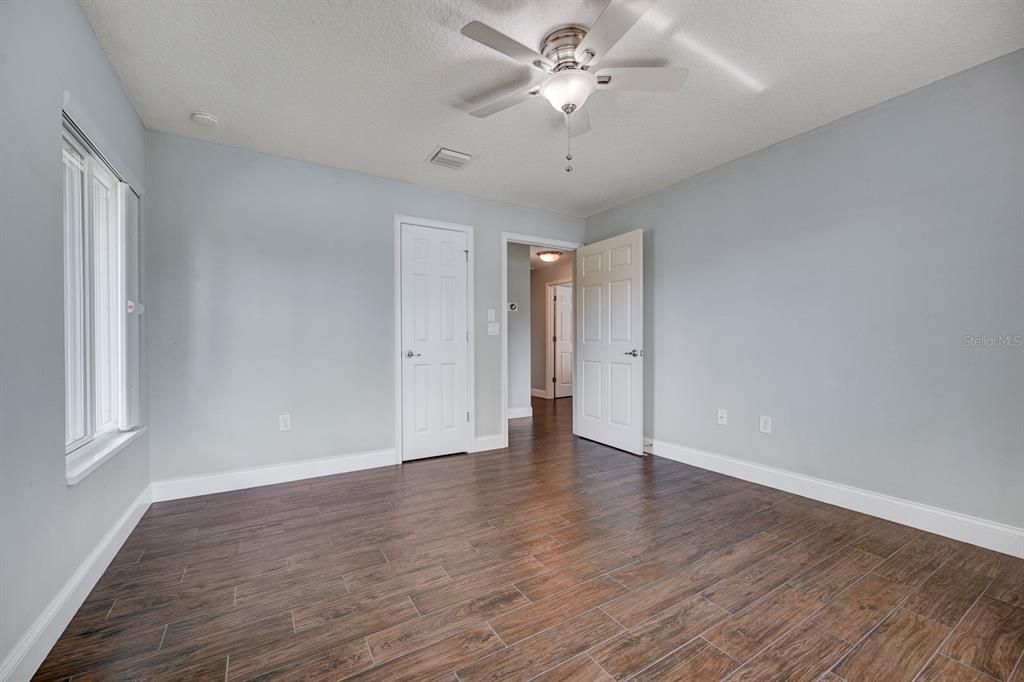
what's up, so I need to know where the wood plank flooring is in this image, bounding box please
[37,397,1024,681]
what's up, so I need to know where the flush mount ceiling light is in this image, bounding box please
[461,1,689,173]
[537,250,563,263]
[190,112,218,127]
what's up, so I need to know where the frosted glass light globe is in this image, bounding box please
[540,69,597,114]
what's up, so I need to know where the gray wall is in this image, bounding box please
[531,259,574,392]
[507,244,532,411]
[586,50,1024,528]
[0,0,150,672]
[145,132,584,481]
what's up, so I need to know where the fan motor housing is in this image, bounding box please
[541,25,588,71]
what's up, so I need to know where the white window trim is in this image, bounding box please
[62,115,143,485]
[63,134,93,453]
[66,426,147,485]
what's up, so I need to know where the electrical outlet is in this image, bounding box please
[717,408,728,426]
[279,414,292,432]
[759,415,772,434]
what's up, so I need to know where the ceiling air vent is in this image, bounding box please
[429,147,473,170]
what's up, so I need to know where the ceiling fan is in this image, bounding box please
[461,0,688,169]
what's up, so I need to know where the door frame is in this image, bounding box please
[394,215,475,464]
[500,232,582,448]
[545,280,573,400]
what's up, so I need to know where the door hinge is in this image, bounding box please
[464,249,469,262]
[552,336,556,342]
[466,411,470,422]
[552,376,556,383]
[466,330,469,342]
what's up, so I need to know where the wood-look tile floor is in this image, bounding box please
[38,398,1024,681]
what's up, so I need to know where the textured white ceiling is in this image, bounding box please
[80,0,1024,217]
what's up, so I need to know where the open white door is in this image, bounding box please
[554,284,574,398]
[574,230,644,454]
[400,222,469,460]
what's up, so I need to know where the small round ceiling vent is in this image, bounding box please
[190,112,218,127]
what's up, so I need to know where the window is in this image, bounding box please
[63,121,128,454]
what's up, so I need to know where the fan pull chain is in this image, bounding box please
[565,113,574,173]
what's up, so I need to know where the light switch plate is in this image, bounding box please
[759,415,772,434]
[487,322,500,336]
[717,408,728,426]
[487,308,496,322]
[279,414,292,432]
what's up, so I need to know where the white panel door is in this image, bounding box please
[554,284,574,398]
[401,223,469,460]
[574,230,643,454]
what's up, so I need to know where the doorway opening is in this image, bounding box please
[508,244,576,415]
[501,233,581,446]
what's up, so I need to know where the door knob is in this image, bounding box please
[624,349,642,357]
[405,350,422,358]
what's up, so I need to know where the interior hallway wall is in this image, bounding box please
[531,258,573,393]
[507,244,532,413]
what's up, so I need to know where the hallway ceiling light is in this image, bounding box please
[537,251,563,263]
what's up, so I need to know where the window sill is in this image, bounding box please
[66,426,147,486]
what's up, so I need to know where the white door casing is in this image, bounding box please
[554,284,574,398]
[400,222,469,460]
[574,230,644,454]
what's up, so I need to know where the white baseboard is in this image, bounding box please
[470,433,506,453]
[1,486,151,682]
[646,438,1024,559]
[508,406,533,419]
[531,388,551,399]
[150,449,396,502]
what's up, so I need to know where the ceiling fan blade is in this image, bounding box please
[470,83,541,118]
[596,67,689,91]
[568,109,591,138]
[575,0,656,67]
[461,21,553,72]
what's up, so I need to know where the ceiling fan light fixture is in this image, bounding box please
[537,250,563,263]
[540,69,597,115]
